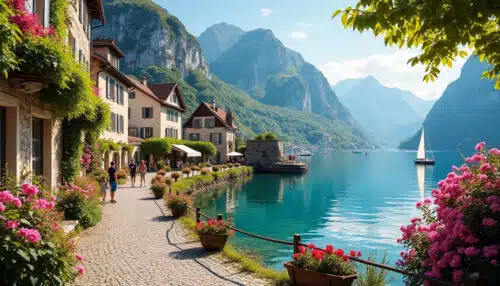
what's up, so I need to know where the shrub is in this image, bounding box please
[56,184,102,229]
[195,218,234,236]
[292,244,360,276]
[151,183,166,199]
[192,165,201,172]
[157,160,165,170]
[227,163,234,168]
[156,170,167,177]
[397,142,500,285]
[90,168,107,183]
[212,166,220,172]
[212,172,221,181]
[201,168,210,175]
[117,170,128,179]
[171,172,181,181]
[164,177,173,186]
[166,194,191,211]
[255,132,278,140]
[182,167,192,177]
[0,182,83,284]
[163,165,172,172]
[120,167,130,175]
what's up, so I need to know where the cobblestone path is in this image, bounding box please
[75,173,269,286]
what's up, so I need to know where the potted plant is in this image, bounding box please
[200,168,210,175]
[284,244,361,286]
[182,167,192,177]
[171,172,181,181]
[151,182,166,199]
[156,169,167,177]
[212,166,220,172]
[116,170,128,185]
[195,218,234,251]
[166,194,191,218]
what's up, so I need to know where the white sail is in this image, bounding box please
[417,165,425,201]
[417,128,426,160]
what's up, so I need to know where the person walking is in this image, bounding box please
[129,160,137,187]
[108,161,118,203]
[100,175,108,203]
[139,160,147,187]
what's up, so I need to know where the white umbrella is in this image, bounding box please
[227,151,243,157]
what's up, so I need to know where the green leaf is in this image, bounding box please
[447,59,453,68]
[479,54,485,62]
[17,249,30,262]
[341,13,348,27]
[332,10,342,18]
[458,50,468,58]
[20,218,32,226]
[495,79,500,90]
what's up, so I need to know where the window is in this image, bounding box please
[188,133,200,141]
[165,128,178,139]
[105,77,109,99]
[32,118,43,176]
[109,79,115,101]
[110,113,116,131]
[142,107,153,118]
[166,109,179,122]
[129,92,136,99]
[128,127,138,137]
[119,115,124,133]
[116,84,121,104]
[78,50,82,64]
[193,118,202,129]
[205,118,215,128]
[210,133,222,145]
[78,0,83,23]
[25,0,34,13]
[0,107,5,175]
[139,127,153,139]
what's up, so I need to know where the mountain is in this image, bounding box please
[93,0,209,77]
[400,57,500,151]
[201,26,354,123]
[333,76,428,147]
[94,0,372,147]
[197,23,245,63]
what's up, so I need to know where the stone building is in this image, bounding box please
[0,0,105,188]
[127,77,186,140]
[91,39,135,168]
[183,100,238,163]
[245,140,284,168]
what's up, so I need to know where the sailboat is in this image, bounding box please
[415,128,435,165]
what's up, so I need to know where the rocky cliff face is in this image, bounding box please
[263,74,312,112]
[198,23,245,63]
[93,0,209,77]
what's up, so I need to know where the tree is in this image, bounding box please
[333,0,500,88]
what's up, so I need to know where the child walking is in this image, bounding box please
[100,175,108,203]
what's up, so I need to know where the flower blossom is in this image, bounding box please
[0,191,14,203]
[17,228,41,243]
[0,202,4,212]
[5,220,20,229]
[76,254,84,261]
[482,218,497,227]
[475,142,486,151]
[21,184,39,196]
[75,265,86,275]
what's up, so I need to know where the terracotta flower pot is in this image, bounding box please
[170,207,186,218]
[284,262,357,286]
[198,234,228,251]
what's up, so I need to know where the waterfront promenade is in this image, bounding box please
[74,173,268,286]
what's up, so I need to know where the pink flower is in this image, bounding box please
[17,228,41,243]
[423,198,432,204]
[416,202,422,208]
[12,197,22,208]
[475,141,486,151]
[452,270,464,283]
[5,220,20,229]
[0,190,14,203]
[491,259,497,265]
[482,218,497,227]
[0,202,4,212]
[464,247,479,257]
[50,195,57,202]
[76,254,84,261]
[449,254,461,268]
[75,265,86,275]
[21,184,39,196]
[488,148,500,155]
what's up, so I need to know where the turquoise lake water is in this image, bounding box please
[194,150,465,284]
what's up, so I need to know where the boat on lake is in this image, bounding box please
[298,150,312,156]
[352,150,363,154]
[415,128,435,165]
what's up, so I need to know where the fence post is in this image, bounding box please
[293,234,301,254]
[196,208,201,223]
[217,214,223,221]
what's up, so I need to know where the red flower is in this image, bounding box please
[307,243,316,249]
[311,249,325,261]
[298,246,307,253]
[356,251,362,257]
[342,255,349,262]
[326,244,334,254]
[334,249,345,257]
[349,250,356,257]
[293,253,300,260]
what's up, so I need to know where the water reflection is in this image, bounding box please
[196,151,464,284]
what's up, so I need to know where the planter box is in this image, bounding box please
[198,234,228,251]
[152,189,164,199]
[284,262,357,286]
[170,207,186,218]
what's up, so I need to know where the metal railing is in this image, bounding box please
[185,205,456,286]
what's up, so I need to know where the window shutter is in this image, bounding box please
[219,133,222,144]
[115,82,119,102]
[120,115,124,133]
[105,77,109,99]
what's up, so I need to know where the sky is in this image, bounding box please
[157,0,467,101]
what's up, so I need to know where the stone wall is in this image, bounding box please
[245,140,284,168]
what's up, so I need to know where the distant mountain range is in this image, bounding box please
[400,57,500,151]
[198,23,355,124]
[332,76,435,147]
[92,5,372,147]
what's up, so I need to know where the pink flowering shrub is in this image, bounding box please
[397,142,500,285]
[0,177,83,284]
[8,0,56,37]
[56,176,102,228]
[81,144,102,174]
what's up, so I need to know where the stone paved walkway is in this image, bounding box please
[74,173,269,286]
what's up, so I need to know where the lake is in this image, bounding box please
[194,150,465,284]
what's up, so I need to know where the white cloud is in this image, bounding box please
[289,31,309,40]
[260,8,272,17]
[320,49,467,100]
[296,21,313,29]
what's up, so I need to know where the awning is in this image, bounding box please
[227,151,243,157]
[172,144,201,157]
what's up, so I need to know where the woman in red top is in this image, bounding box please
[139,160,147,187]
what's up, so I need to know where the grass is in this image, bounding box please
[355,251,391,286]
[178,214,290,285]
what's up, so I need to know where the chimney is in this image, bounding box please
[140,76,147,86]
[226,108,233,127]
[210,98,216,110]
